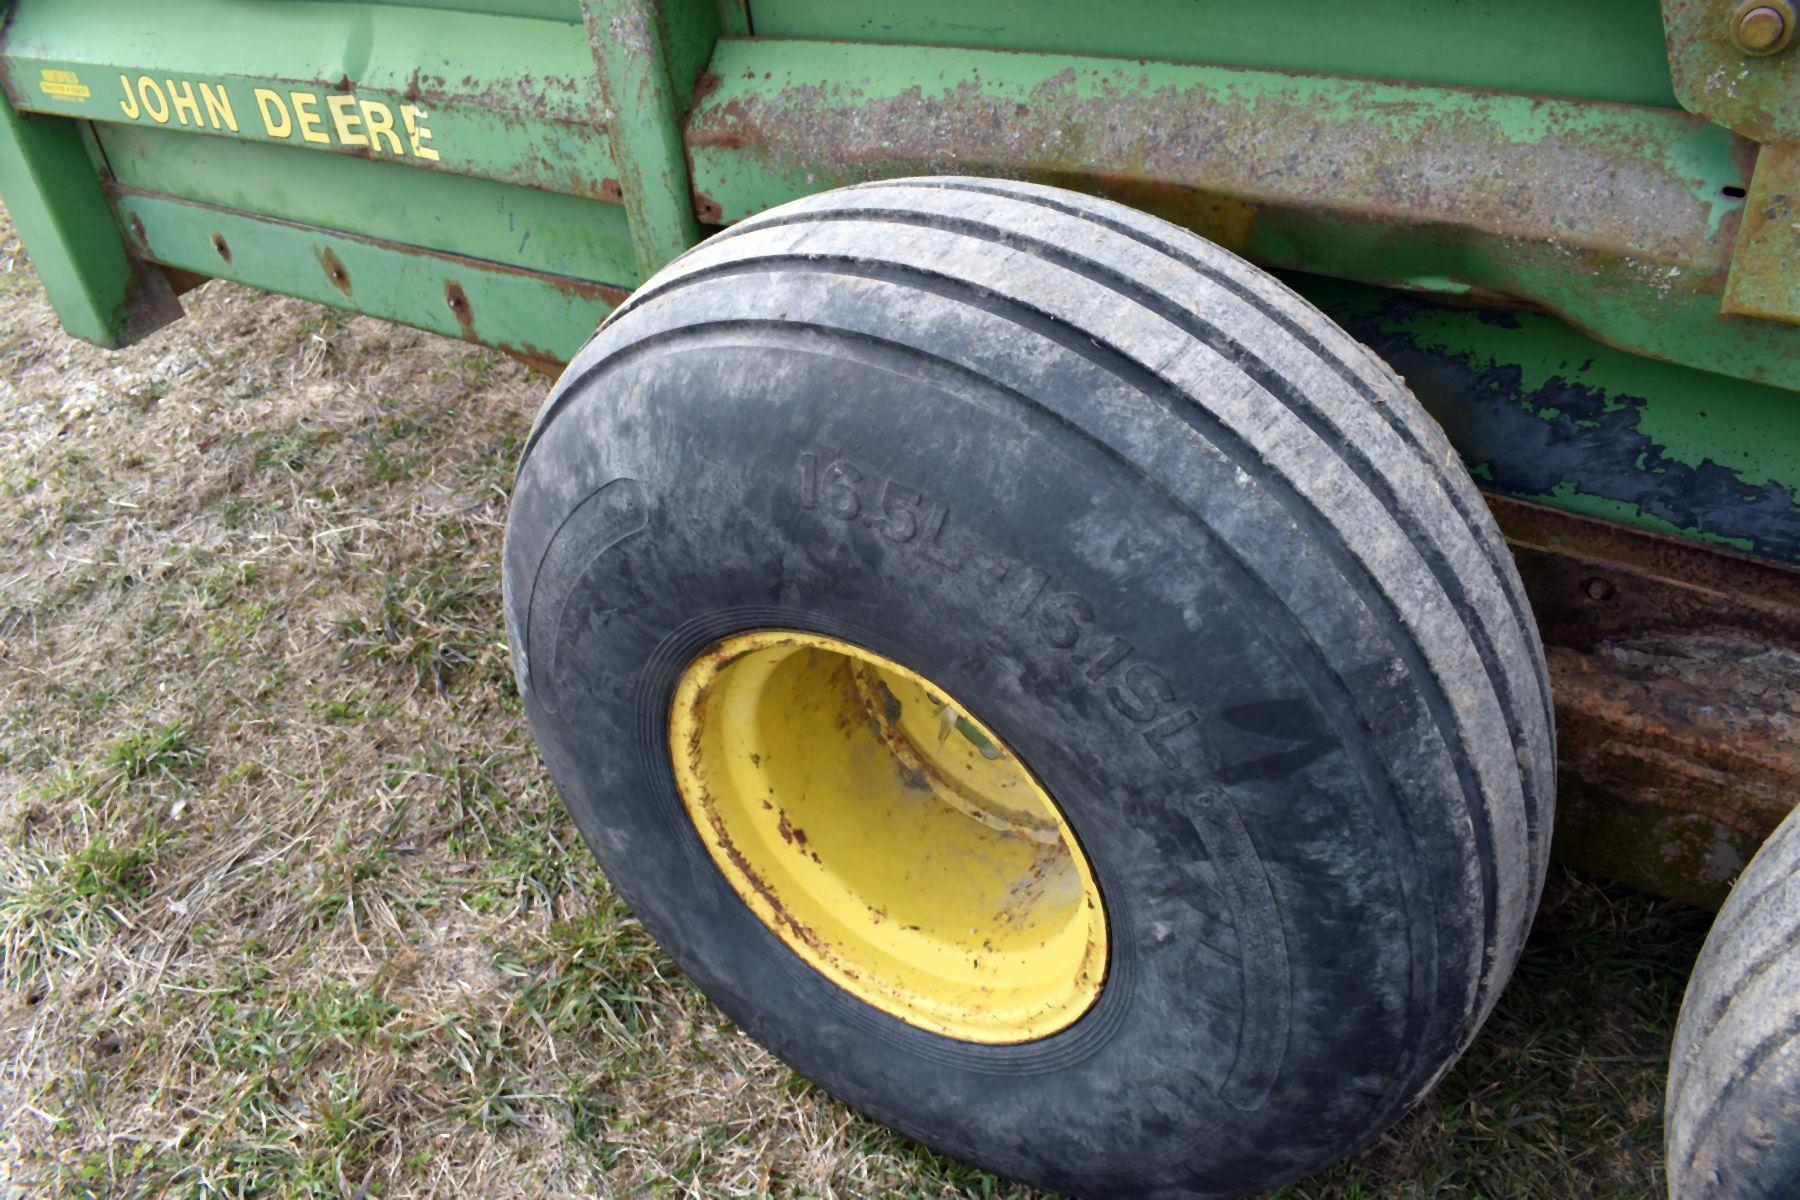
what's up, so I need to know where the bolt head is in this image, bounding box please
[1734,2,1793,55]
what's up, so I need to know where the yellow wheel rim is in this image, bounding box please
[668,631,1108,1042]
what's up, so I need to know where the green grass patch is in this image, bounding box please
[0,833,162,986]
[98,723,202,786]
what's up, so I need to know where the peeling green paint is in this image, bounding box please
[1297,276,1800,562]
[1330,287,1800,492]
[1524,484,1758,553]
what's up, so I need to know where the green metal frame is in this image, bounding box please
[583,0,705,276]
[0,0,1797,561]
[0,72,175,345]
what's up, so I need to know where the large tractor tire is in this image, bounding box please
[1666,802,1800,1199]
[502,178,1554,1198]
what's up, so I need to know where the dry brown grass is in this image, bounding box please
[0,206,1712,1199]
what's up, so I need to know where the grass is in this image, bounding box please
[0,206,1717,1198]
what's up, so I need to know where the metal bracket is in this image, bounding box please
[583,0,705,281]
[1723,140,1800,324]
[1664,0,1800,141]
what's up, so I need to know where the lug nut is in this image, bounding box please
[1734,2,1794,55]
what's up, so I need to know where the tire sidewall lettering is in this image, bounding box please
[797,450,1203,770]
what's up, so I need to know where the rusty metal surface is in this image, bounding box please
[1665,0,1800,141]
[685,38,1800,391]
[1490,493,1800,647]
[1724,140,1800,324]
[1548,645,1792,907]
[1492,495,1800,905]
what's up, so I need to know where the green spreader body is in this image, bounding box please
[1,0,1797,903]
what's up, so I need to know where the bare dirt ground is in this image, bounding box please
[0,207,1715,1199]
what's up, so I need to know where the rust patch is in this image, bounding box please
[1547,640,1796,909]
[692,787,832,960]
[544,273,630,307]
[1546,642,1797,841]
[1493,494,1800,904]
[443,281,474,336]
[1490,493,1800,651]
[1665,0,1800,140]
[597,177,624,204]
[499,348,563,379]
[210,232,231,263]
[315,247,352,295]
[776,812,808,847]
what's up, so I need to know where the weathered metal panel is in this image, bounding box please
[750,0,1683,108]
[685,38,1799,391]
[1489,495,1800,908]
[112,191,621,362]
[0,0,614,200]
[584,0,704,277]
[96,123,637,289]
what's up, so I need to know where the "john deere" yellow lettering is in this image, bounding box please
[115,75,438,161]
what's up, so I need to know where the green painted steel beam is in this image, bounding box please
[685,37,1799,393]
[97,123,636,291]
[583,0,705,278]
[748,0,1683,109]
[0,0,614,201]
[113,191,618,362]
[0,89,175,346]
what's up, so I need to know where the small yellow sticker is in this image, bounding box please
[38,68,90,102]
